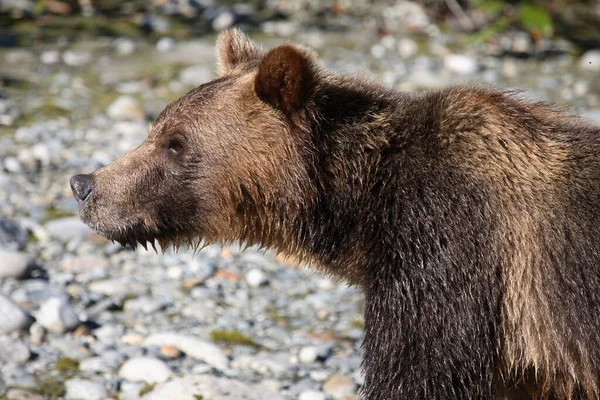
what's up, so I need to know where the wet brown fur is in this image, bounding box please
[75,29,600,399]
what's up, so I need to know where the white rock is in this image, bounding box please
[65,379,108,400]
[142,374,284,400]
[89,277,147,297]
[41,50,60,65]
[245,268,268,288]
[143,332,228,370]
[323,374,357,399]
[212,11,235,32]
[179,65,212,87]
[63,50,92,67]
[35,297,80,334]
[0,294,31,334]
[298,346,319,364]
[119,356,173,384]
[299,390,326,400]
[444,54,479,75]
[397,38,418,58]
[0,250,32,279]
[156,37,175,52]
[579,50,600,71]
[107,96,144,121]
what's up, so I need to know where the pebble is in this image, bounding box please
[179,65,213,87]
[0,218,28,249]
[41,50,60,65]
[299,390,326,400]
[5,388,45,400]
[245,268,268,288]
[0,336,31,364]
[444,54,479,75]
[88,277,147,297]
[119,356,174,384]
[0,250,32,279]
[143,332,229,370]
[212,11,236,32]
[60,255,108,274]
[299,346,319,364]
[107,95,145,120]
[323,374,357,399]
[579,50,600,71]
[142,374,284,400]
[2,363,35,389]
[156,37,175,52]
[29,322,46,345]
[44,217,92,242]
[63,50,92,67]
[0,293,32,334]
[65,379,109,400]
[35,296,80,333]
[160,344,182,358]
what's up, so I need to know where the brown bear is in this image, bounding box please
[70,29,600,399]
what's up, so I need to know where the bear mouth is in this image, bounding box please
[89,220,202,252]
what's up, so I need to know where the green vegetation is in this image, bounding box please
[30,357,80,400]
[210,329,259,348]
[139,382,156,396]
[54,357,80,378]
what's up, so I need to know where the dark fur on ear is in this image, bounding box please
[216,28,262,76]
[254,45,317,116]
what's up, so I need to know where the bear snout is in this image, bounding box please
[70,174,93,210]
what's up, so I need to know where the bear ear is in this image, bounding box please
[254,44,317,116]
[216,28,262,76]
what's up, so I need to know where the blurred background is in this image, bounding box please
[0,1,599,400]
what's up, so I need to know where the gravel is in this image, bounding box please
[0,2,598,398]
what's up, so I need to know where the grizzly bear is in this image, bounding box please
[71,29,600,399]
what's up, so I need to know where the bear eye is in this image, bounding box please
[165,136,185,155]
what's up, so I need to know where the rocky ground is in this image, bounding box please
[1,2,600,400]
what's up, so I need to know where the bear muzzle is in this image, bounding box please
[70,174,93,212]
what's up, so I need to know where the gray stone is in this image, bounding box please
[35,297,80,333]
[124,295,169,314]
[156,37,175,52]
[143,332,228,370]
[142,374,284,400]
[212,11,236,32]
[2,363,35,389]
[0,218,28,250]
[107,96,144,121]
[119,356,173,384]
[0,336,30,364]
[44,217,91,242]
[63,50,92,67]
[89,277,147,297]
[179,65,212,87]
[0,250,32,279]
[41,50,60,65]
[60,255,108,274]
[48,337,92,361]
[0,293,32,334]
[65,379,108,400]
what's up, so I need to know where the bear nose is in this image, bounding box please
[70,174,93,202]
